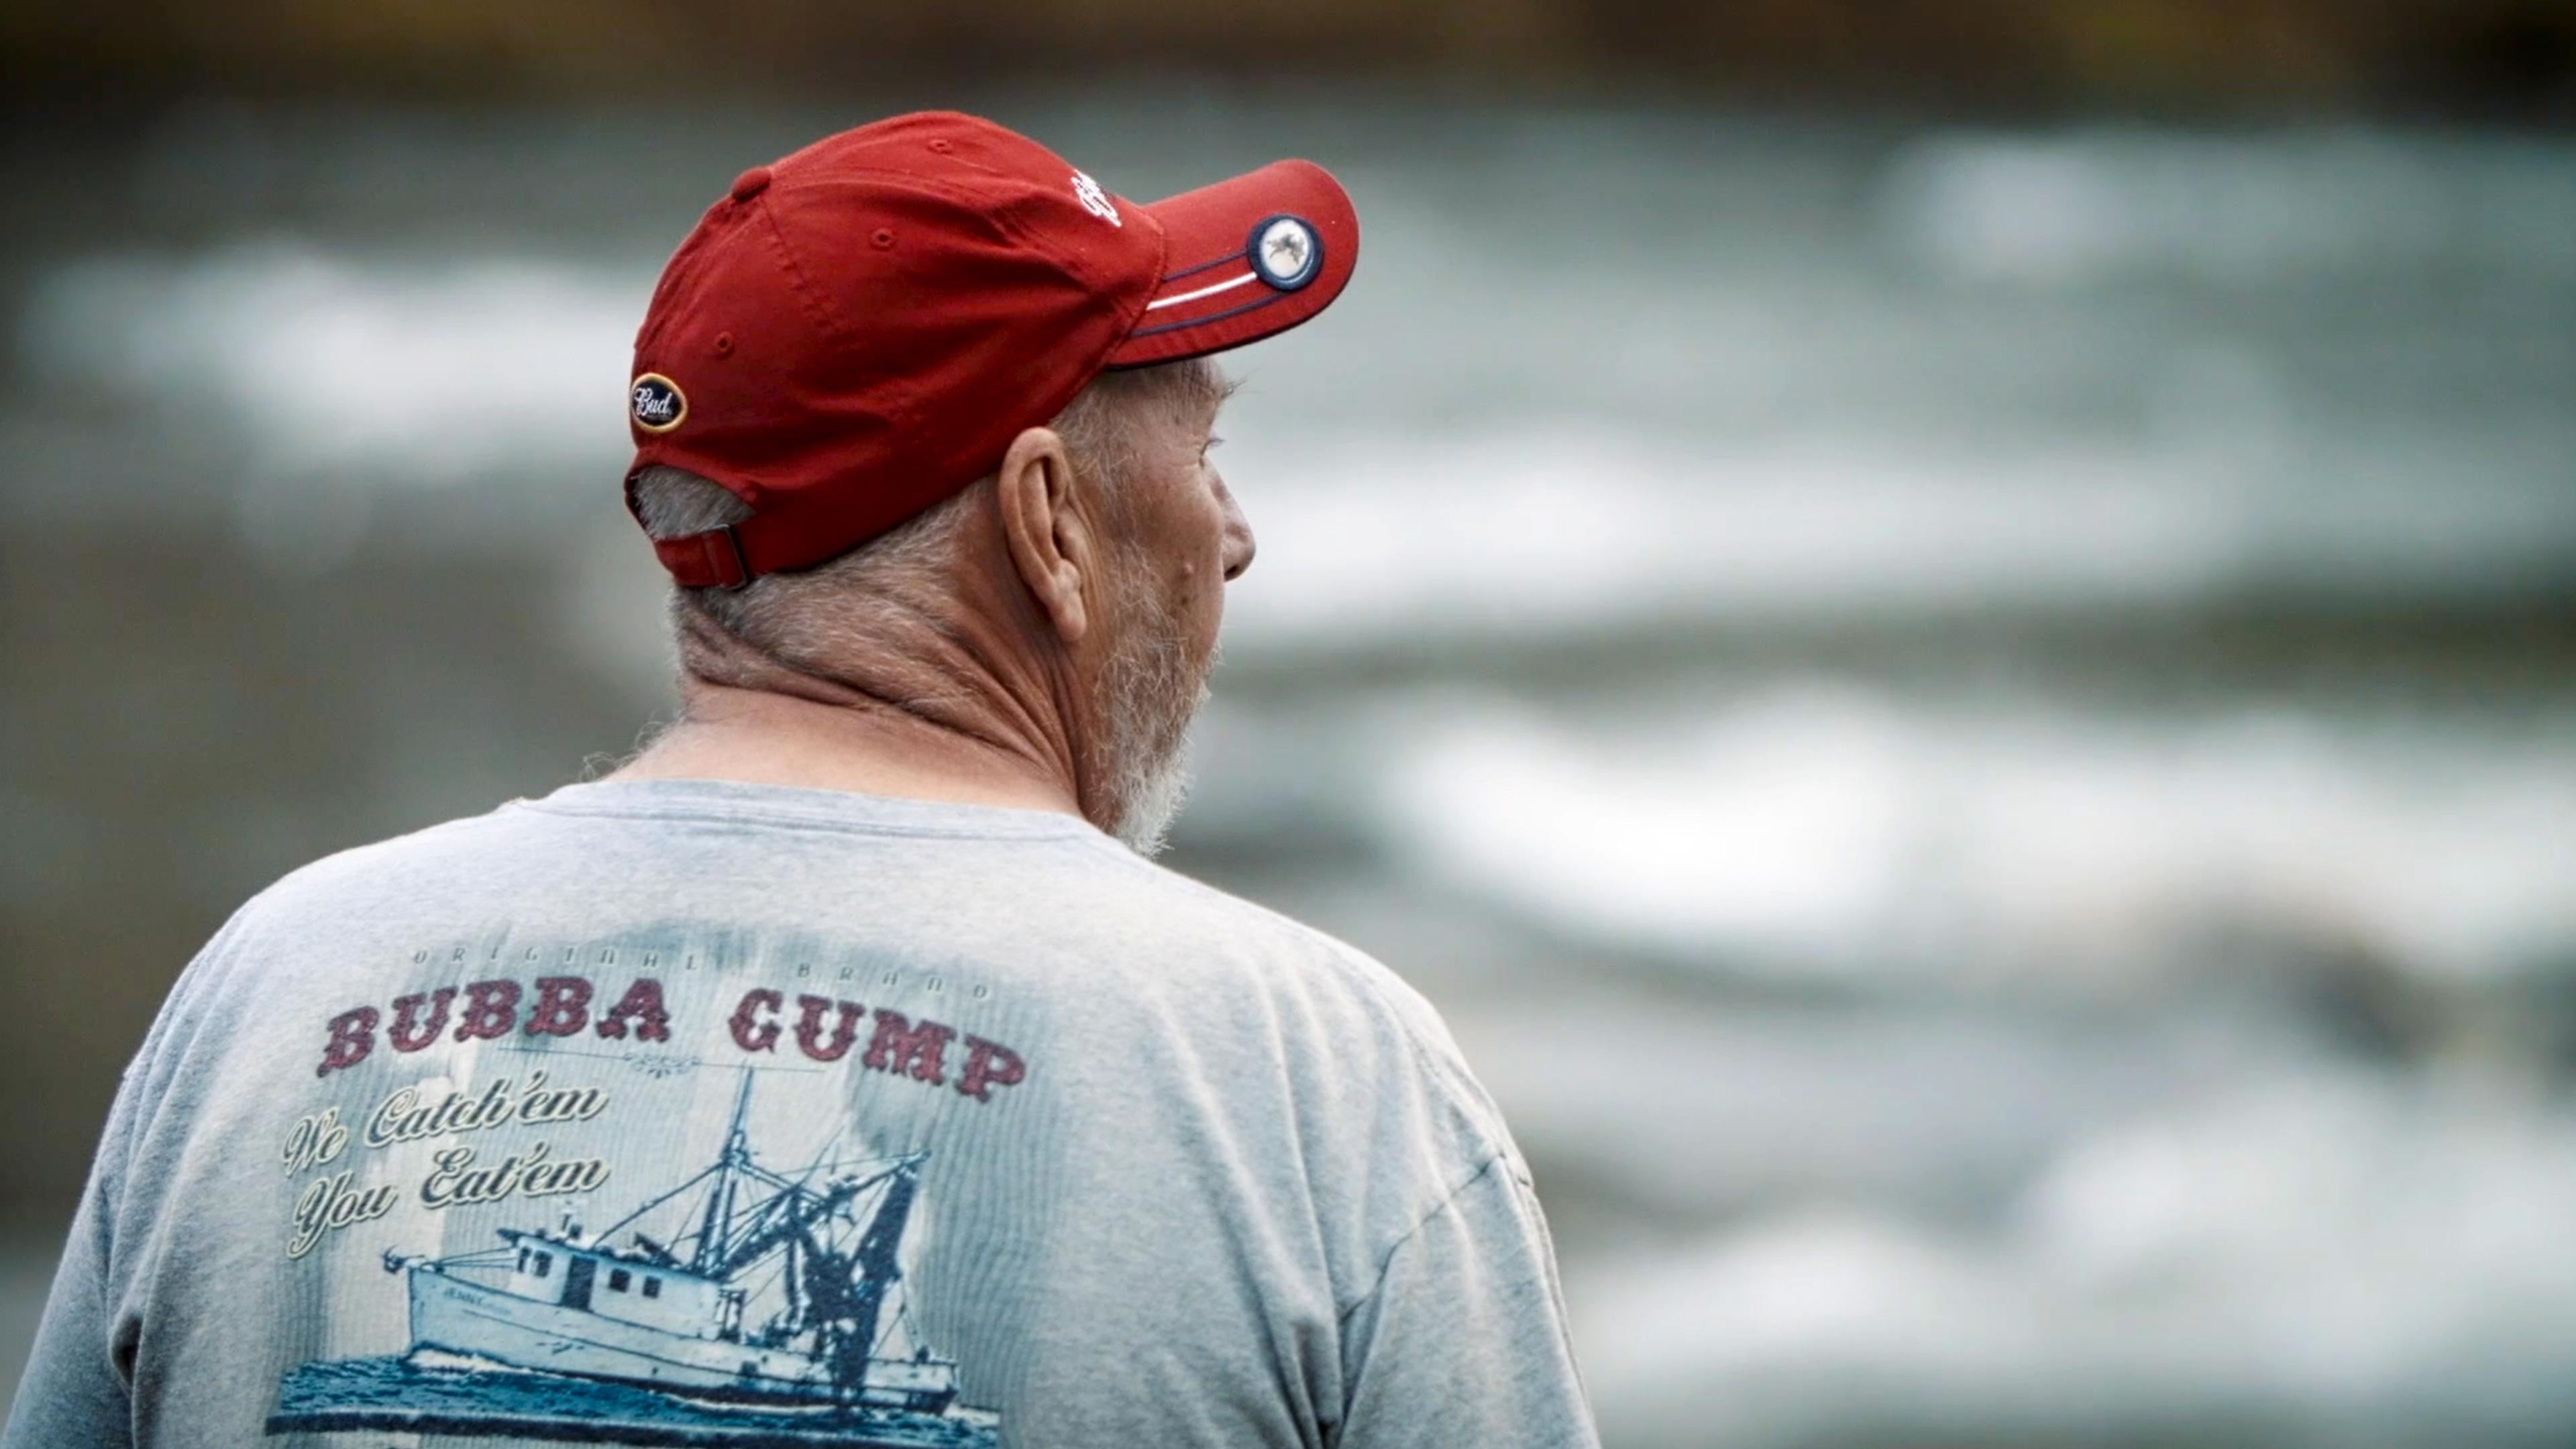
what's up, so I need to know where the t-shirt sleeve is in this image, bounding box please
[3,1116,137,1448]
[1336,1154,1600,1449]
[3,908,243,1449]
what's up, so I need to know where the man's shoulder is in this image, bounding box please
[1092,852,1430,1006]
[234,804,520,927]
[1080,854,1512,1147]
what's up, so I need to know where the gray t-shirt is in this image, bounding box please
[5,780,1595,1449]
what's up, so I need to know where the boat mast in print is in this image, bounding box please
[268,1069,999,1446]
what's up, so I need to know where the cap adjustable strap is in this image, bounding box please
[653,525,755,590]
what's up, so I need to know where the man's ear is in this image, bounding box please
[995,425,1093,644]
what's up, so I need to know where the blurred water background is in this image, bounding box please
[5,4,2576,1444]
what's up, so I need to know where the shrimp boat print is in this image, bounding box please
[366,1071,983,1431]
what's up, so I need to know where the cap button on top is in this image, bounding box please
[729,166,772,203]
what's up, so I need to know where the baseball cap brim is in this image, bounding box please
[1105,159,1358,368]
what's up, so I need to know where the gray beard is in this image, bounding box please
[1094,572,1214,857]
[1105,686,1204,857]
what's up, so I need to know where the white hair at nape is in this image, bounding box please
[629,462,976,666]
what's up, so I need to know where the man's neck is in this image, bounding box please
[613,685,1081,817]
[608,610,1091,822]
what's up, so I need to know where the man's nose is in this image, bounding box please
[1217,477,1256,582]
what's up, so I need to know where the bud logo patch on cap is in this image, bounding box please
[631,373,688,432]
[1249,215,1320,290]
[1071,172,1121,227]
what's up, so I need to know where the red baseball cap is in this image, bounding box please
[626,110,1359,588]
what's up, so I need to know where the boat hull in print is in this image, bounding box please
[411,1268,951,1408]
[266,1354,999,1448]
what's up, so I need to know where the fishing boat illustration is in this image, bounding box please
[268,1071,998,1446]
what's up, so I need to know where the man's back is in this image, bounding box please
[8,780,1592,1448]
[9,111,1599,1449]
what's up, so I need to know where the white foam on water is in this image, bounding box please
[1373,687,2576,985]
[1208,424,2576,653]
[1434,993,2158,1220]
[1217,427,2258,647]
[1572,1076,2576,1447]
[1883,128,2576,285]
[17,241,643,480]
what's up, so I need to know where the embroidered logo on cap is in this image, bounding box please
[1248,215,1321,290]
[631,374,687,433]
[1071,172,1120,227]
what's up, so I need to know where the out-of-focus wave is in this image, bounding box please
[1218,432,2576,648]
[1886,129,2576,285]
[1363,687,2576,985]
[1574,1075,2576,1449]
[17,243,643,478]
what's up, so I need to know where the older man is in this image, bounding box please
[6,113,1596,1449]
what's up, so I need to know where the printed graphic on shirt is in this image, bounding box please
[266,958,1020,1448]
